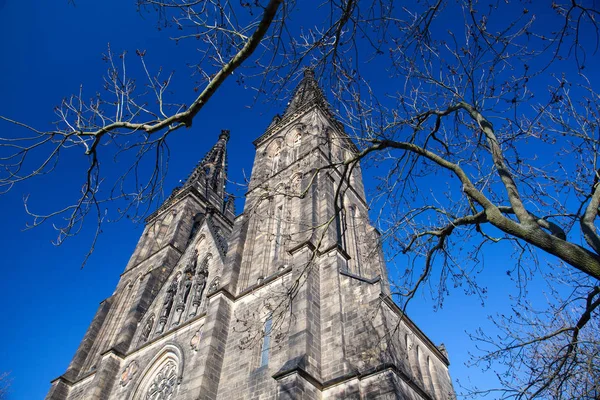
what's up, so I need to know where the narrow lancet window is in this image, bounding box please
[293,133,302,161]
[273,204,283,260]
[311,175,318,228]
[272,145,282,175]
[335,207,347,251]
[260,315,273,367]
[187,213,204,246]
[351,206,362,275]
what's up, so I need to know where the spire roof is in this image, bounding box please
[282,68,328,117]
[253,68,335,147]
[184,129,229,190]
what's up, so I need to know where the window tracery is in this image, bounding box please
[144,360,178,400]
[133,347,182,400]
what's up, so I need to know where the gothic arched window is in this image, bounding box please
[273,204,284,261]
[350,206,362,275]
[293,132,302,161]
[187,213,204,246]
[132,347,182,400]
[146,360,177,399]
[259,315,273,367]
[271,144,282,175]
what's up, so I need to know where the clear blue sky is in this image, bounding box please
[0,1,572,399]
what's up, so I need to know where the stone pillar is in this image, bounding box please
[220,213,250,295]
[281,245,322,379]
[319,250,352,381]
[44,377,71,400]
[86,351,122,400]
[274,371,321,400]
[186,292,232,399]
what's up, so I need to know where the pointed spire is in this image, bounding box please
[184,129,229,197]
[283,68,328,116]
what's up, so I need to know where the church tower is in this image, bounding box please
[47,71,454,400]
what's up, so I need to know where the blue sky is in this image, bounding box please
[0,1,589,399]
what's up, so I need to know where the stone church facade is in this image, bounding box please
[46,71,454,400]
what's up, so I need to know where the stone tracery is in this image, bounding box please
[144,360,178,400]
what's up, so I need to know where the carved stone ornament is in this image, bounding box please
[190,325,204,352]
[208,276,220,293]
[120,360,139,387]
[145,360,178,400]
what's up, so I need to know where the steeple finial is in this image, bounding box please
[219,129,230,141]
[283,67,327,116]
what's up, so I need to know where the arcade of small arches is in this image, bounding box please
[404,334,446,399]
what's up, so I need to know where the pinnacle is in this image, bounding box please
[219,129,230,142]
[283,67,327,117]
[183,130,229,193]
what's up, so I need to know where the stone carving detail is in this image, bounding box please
[172,251,198,326]
[120,360,138,387]
[208,276,220,293]
[145,360,178,400]
[156,276,179,334]
[190,325,204,352]
[140,315,154,345]
[188,257,209,318]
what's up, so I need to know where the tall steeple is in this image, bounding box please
[283,69,328,117]
[183,129,230,212]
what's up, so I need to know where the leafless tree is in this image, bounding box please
[2,0,600,398]
[465,269,599,399]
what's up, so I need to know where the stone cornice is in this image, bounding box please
[272,361,434,400]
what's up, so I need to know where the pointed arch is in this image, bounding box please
[272,145,282,175]
[267,138,284,175]
[130,343,184,400]
[187,213,205,246]
[428,355,443,399]
[286,125,303,162]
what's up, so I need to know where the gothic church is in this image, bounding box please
[46,70,454,399]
